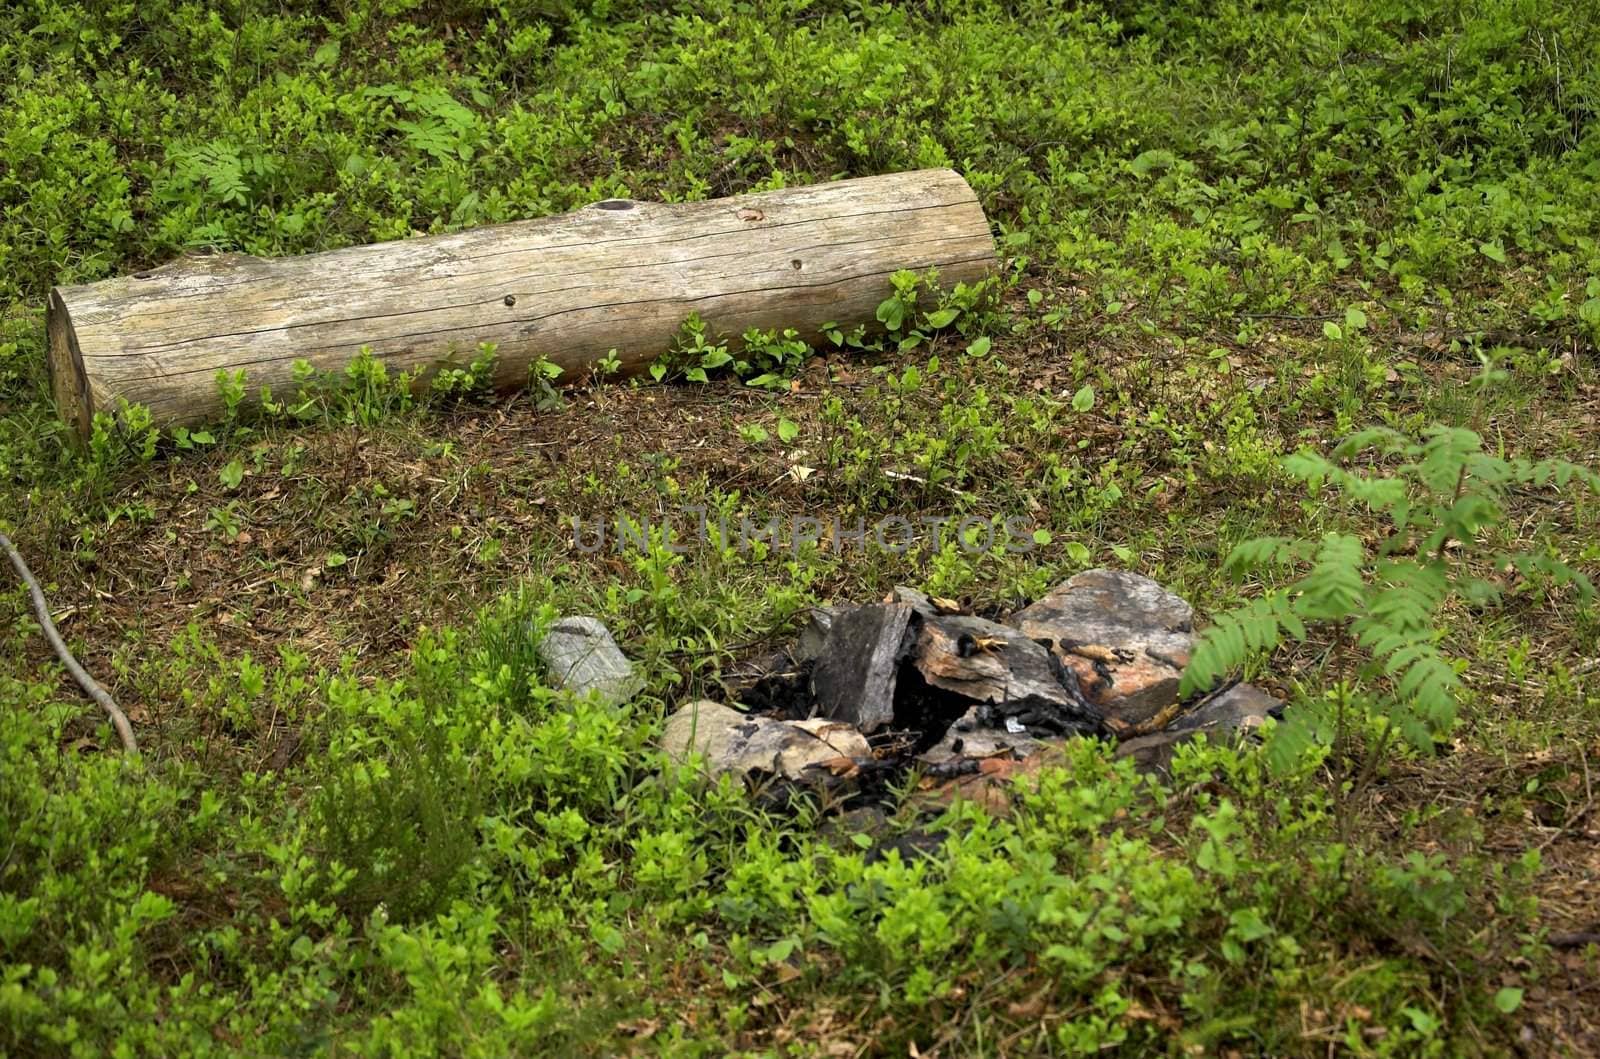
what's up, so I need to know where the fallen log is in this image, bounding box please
[47,169,997,436]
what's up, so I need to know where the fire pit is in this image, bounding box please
[659,570,1286,811]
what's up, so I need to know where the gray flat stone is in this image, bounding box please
[1008,569,1195,728]
[537,616,643,707]
[1170,681,1280,734]
[888,585,937,615]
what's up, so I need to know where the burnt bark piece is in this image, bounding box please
[918,705,1055,765]
[1114,682,1283,773]
[810,603,917,732]
[913,615,1064,703]
[910,614,1104,738]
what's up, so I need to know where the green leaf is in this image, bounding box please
[776,418,799,443]
[760,937,799,964]
[1322,321,1343,341]
[1130,149,1176,177]
[219,459,244,490]
[1344,306,1367,330]
[1478,242,1507,264]
[1070,384,1095,412]
[875,297,905,332]
[1493,987,1523,1014]
[965,336,992,358]
[925,308,959,329]
[1032,529,1052,545]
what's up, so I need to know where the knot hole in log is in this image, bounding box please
[592,199,635,211]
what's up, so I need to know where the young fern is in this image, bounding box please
[1182,424,1597,769]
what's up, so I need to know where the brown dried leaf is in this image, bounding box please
[617,1017,659,1039]
[819,756,860,777]
[1067,643,1119,663]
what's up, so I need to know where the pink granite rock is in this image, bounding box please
[1008,569,1195,728]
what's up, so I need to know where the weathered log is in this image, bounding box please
[47,169,997,436]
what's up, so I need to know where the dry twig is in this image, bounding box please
[1,532,138,754]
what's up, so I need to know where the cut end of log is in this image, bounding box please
[47,169,999,436]
[47,288,94,441]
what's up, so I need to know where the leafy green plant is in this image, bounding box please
[430,341,499,399]
[528,354,564,410]
[1183,424,1599,773]
[313,680,482,924]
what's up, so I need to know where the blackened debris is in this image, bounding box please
[809,602,917,732]
[739,661,815,720]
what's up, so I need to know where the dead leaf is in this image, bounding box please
[616,1018,659,1039]
[819,756,860,777]
[1067,643,1118,663]
[1006,990,1048,1019]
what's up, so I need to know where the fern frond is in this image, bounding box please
[1283,449,1335,489]
[1222,536,1306,577]
[1332,426,1415,460]
[1505,551,1597,603]
[1394,649,1459,732]
[1358,559,1447,636]
[1292,533,1365,621]
[1463,452,1513,488]
[1332,471,1408,513]
[1412,427,1481,496]
[1520,458,1600,493]
[1180,591,1298,697]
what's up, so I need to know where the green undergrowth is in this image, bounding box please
[0,592,1546,1055]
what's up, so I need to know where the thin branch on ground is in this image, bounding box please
[1,532,139,754]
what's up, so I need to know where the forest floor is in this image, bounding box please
[2,1,1598,1054]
